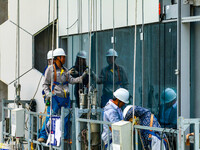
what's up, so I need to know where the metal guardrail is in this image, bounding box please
[75,107,114,150]
[1,99,71,150]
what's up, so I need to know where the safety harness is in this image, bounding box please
[52,64,69,98]
[105,65,122,86]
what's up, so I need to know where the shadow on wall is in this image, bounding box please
[0,0,8,25]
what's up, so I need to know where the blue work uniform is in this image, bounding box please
[39,64,83,140]
[101,100,123,147]
[160,102,177,129]
[124,106,168,150]
[97,64,128,107]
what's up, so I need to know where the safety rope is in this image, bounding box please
[132,0,138,149]
[14,0,20,108]
[87,0,93,120]
[49,0,56,149]
[112,0,115,98]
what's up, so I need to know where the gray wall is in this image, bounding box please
[0,0,8,25]
[0,81,8,121]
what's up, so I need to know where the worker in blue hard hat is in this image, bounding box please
[38,48,88,143]
[160,88,177,129]
[69,50,89,108]
[92,49,128,108]
[123,105,169,150]
[101,88,129,149]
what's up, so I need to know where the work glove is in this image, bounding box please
[68,68,78,75]
[81,69,88,80]
[45,92,54,106]
[91,70,98,81]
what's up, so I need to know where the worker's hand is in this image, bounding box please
[81,69,88,79]
[68,68,75,74]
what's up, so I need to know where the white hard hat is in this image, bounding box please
[77,51,87,59]
[106,49,118,57]
[47,50,54,60]
[113,88,129,104]
[123,105,133,118]
[53,48,66,57]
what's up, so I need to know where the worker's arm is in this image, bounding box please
[120,66,129,90]
[42,66,52,96]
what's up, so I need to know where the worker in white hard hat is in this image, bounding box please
[123,105,169,150]
[160,88,177,129]
[40,50,55,125]
[92,49,128,108]
[38,48,88,142]
[101,88,129,149]
[69,50,88,108]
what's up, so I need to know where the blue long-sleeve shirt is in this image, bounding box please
[124,106,164,150]
[101,100,123,144]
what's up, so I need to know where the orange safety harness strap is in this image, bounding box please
[148,114,154,139]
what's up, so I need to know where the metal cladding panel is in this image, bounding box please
[8,69,45,112]
[114,0,127,28]
[58,0,68,36]
[102,0,113,30]
[82,0,89,33]
[8,0,57,35]
[128,0,159,25]
[0,21,17,84]
[68,0,78,35]
[0,21,32,85]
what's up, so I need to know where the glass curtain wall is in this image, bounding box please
[65,22,177,125]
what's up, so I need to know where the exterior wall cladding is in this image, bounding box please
[1,0,200,119]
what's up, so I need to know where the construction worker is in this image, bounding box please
[38,48,88,142]
[160,88,177,129]
[101,88,129,149]
[123,105,169,150]
[92,49,128,107]
[40,50,54,125]
[69,51,89,108]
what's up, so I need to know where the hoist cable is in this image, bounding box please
[49,0,56,149]
[132,0,138,149]
[112,0,115,98]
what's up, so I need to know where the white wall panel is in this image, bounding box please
[102,0,113,30]
[82,0,89,33]
[96,0,101,31]
[59,0,68,36]
[8,0,57,35]
[128,0,159,25]
[8,69,44,112]
[68,0,78,35]
[0,21,32,85]
[0,21,17,84]
[114,0,127,28]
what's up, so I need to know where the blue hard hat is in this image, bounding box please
[161,88,177,103]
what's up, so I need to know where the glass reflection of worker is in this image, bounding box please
[92,49,128,108]
[69,51,89,108]
[123,105,168,150]
[160,88,177,129]
[101,88,129,150]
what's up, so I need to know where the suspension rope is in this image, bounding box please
[112,0,115,97]
[87,0,93,120]
[14,0,20,108]
[132,0,138,149]
[49,0,56,149]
